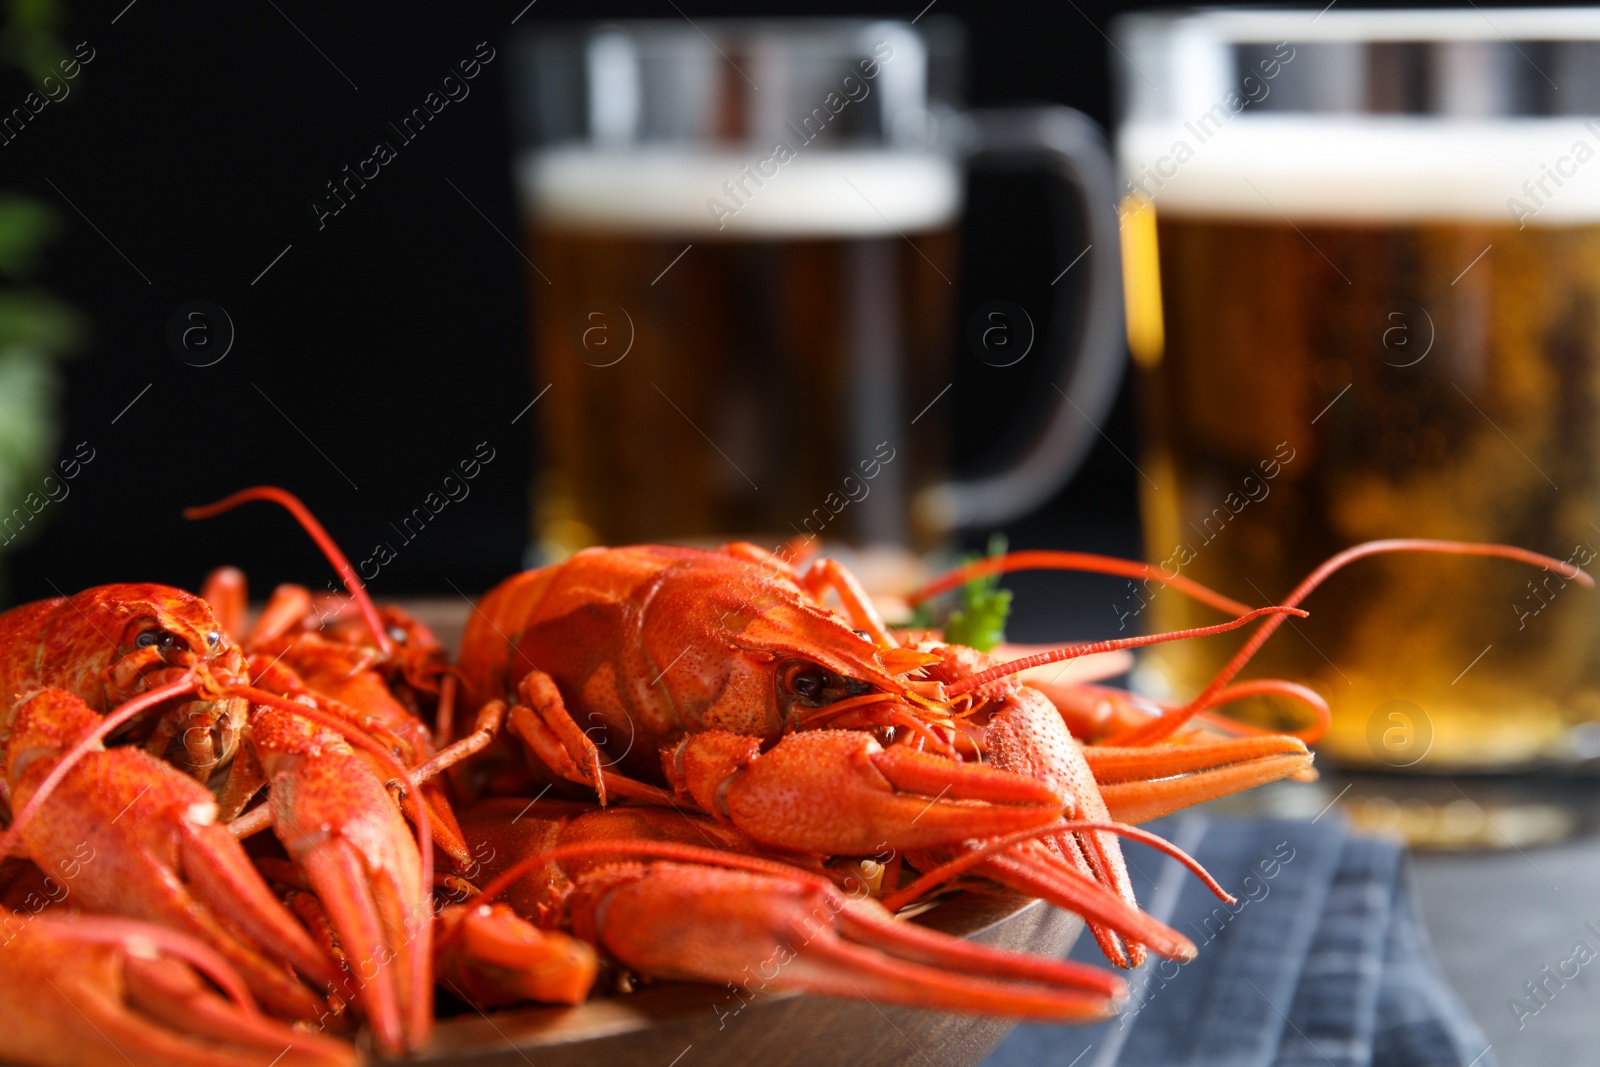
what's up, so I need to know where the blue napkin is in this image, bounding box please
[983,818,1492,1067]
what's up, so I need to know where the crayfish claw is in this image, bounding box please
[0,915,355,1067]
[175,814,342,990]
[572,861,1125,1022]
[1084,736,1314,825]
[297,834,415,1051]
[250,701,430,1055]
[870,745,1067,807]
[670,729,1066,855]
[3,689,337,1022]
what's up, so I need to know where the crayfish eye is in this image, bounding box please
[789,667,827,701]
[135,629,183,654]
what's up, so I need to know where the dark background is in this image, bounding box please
[0,0,1573,639]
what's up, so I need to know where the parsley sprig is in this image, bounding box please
[918,534,1013,652]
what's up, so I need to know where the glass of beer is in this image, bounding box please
[1115,9,1600,773]
[507,19,1125,561]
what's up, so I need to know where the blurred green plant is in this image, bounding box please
[0,0,85,589]
[0,0,69,86]
[941,534,1013,651]
[911,534,1014,652]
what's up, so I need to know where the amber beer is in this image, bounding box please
[523,148,959,557]
[1124,116,1600,769]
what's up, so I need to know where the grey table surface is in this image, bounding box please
[1411,836,1600,1067]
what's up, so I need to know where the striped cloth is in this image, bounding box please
[984,818,1492,1067]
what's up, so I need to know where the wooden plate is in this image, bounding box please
[417,891,1084,1067]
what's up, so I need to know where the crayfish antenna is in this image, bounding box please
[883,819,1231,913]
[908,549,1254,616]
[942,605,1309,699]
[1188,680,1331,744]
[183,487,394,657]
[896,817,1233,968]
[1110,539,1597,746]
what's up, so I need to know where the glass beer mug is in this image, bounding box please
[1115,9,1600,772]
[506,19,1124,562]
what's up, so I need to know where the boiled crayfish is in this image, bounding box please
[453,536,1591,977]
[451,542,1303,972]
[0,488,513,1061]
[0,480,1589,1066]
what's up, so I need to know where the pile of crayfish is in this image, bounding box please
[0,486,1585,1066]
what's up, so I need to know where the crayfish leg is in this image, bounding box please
[796,557,897,647]
[718,541,900,646]
[435,901,599,1008]
[214,743,267,822]
[199,566,249,642]
[506,670,674,807]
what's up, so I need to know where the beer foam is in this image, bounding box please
[520,147,961,237]
[1119,116,1600,224]
[1150,7,1600,43]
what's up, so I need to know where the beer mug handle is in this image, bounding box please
[916,106,1125,534]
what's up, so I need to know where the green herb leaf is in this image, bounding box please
[941,534,1013,652]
